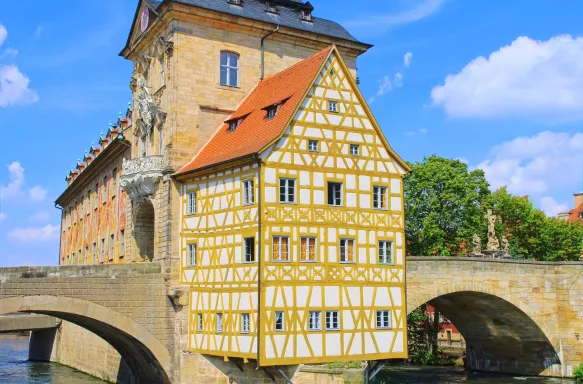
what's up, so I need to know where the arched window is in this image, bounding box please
[220,51,239,87]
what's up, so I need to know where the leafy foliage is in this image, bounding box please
[404,155,490,256]
[574,363,583,381]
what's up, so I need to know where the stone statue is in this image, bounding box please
[135,77,154,137]
[502,236,510,256]
[472,234,483,256]
[485,209,500,251]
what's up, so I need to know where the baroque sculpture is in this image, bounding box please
[485,209,500,251]
[136,77,155,137]
[472,234,483,256]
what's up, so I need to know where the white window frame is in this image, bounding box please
[241,313,250,334]
[187,191,197,215]
[216,313,223,333]
[326,311,340,330]
[220,51,239,87]
[328,100,338,113]
[275,311,284,332]
[328,182,343,206]
[373,186,388,210]
[244,237,255,263]
[243,179,254,205]
[187,244,196,267]
[300,237,317,262]
[197,314,203,332]
[309,311,321,331]
[350,144,360,156]
[272,236,290,262]
[376,310,391,329]
[379,241,394,265]
[279,178,296,204]
[308,140,319,152]
[339,238,355,263]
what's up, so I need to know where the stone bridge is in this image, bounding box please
[1,258,582,382]
[0,263,177,384]
[407,257,583,377]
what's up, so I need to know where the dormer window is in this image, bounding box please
[300,10,312,21]
[265,1,277,13]
[267,107,277,120]
[228,119,243,132]
[228,0,242,5]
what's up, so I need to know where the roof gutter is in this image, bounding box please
[261,25,280,80]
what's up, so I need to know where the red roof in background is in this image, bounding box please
[176,46,333,175]
[568,203,583,222]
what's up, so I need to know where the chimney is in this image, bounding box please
[574,193,583,208]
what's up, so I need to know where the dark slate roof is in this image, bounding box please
[156,0,362,43]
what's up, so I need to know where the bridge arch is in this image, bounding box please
[407,281,562,376]
[0,295,171,384]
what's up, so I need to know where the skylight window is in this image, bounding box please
[265,1,277,13]
[300,10,313,21]
[227,0,241,5]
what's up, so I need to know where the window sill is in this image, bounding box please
[300,260,318,263]
[242,202,255,207]
[376,327,393,330]
[242,260,256,264]
[326,328,341,332]
[217,84,242,92]
[272,260,291,263]
[279,202,297,205]
[240,331,250,335]
[340,261,356,265]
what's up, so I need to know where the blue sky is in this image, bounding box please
[1,0,582,266]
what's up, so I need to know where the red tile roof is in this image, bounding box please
[568,203,583,222]
[175,46,333,176]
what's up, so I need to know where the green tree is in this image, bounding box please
[485,188,583,261]
[404,155,490,256]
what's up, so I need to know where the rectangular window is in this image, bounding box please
[109,234,115,260]
[103,175,108,203]
[340,239,355,263]
[350,144,360,156]
[373,186,388,210]
[275,311,284,332]
[100,238,105,263]
[326,311,340,330]
[220,51,239,87]
[78,250,81,265]
[279,178,296,203]
[272,236,290,262]
[328,182,342,206]
[241,313,250,334]
[379,241,393,265]
[87,190,91,215]
[328,100,338,113]
[112,168,118,197]
[92,242,97,264]
[85,246,89,264]
[73,201,77,224]
[187,192,196,215]
[120,230,125,258]
[300,237,317,262]
[308,140,319,152]
[197,314,203,332]
[216,313,223,333]
[376,310,391,329]
[309,311,321,331]
[266,107,277,120]
[188,244,196,267]
[242,179,254,205]
[80,197,84,217]
[244,237,255,263]
[159,55,165,87]
[94,183,99,210]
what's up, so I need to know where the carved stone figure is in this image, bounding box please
[502,236,510,256]
[472,234,483,256]
[485,209,500,251]
[136,77,155,137]
[119,156,164,203]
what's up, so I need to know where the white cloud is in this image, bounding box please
[0,25,6,47]
[432,35,583,121]
[0,162,25,200]
[394,72,403,88]
[29,211,51,222]
[540,196,569,217]
[369,76,393,104]
[0,65,39,107]
[404,52,413,68]
[29,186,47,202]
[7,225,59,243]
[477,131,583,196]
[0,48,18,59]
[347,0,448,32]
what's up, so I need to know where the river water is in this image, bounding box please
[0,336,575,383]
[0,336,103,383]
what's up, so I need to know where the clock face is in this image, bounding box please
[140,9,149,33]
